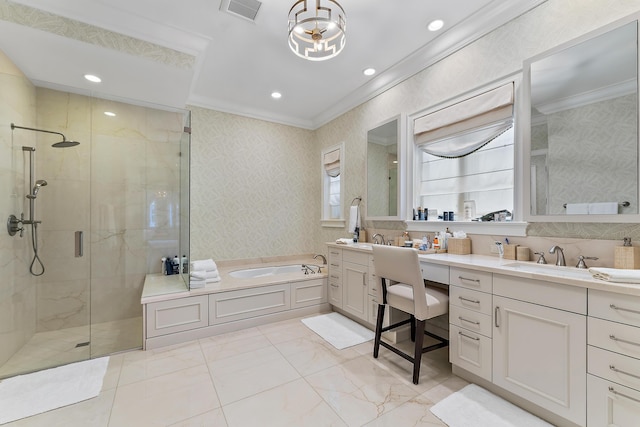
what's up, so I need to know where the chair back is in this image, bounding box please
[372,245,429,318]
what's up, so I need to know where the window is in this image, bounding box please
[413,82,516,222]
[322,143,345,226]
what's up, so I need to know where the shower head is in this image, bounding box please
[52,139,80,148]
[11,123,80,148]
[26,180,47,199]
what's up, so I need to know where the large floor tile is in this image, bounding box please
[276,335,361,376]
[109,365,220,427]
[200,331,273,363]
[208,345,300,405]
[363,394,446,427]
[223,379,347,427]
[168,408,228,427]
[305,356,421,426]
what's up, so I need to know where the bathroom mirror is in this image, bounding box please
[366,115,405,219]
[524,19,639,222]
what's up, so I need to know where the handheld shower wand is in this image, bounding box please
[26,180,47,199]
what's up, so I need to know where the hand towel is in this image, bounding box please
[189,278,206,288]
[190,259,217,271]
[191,270,219,280]
[566,203,589,214]
[589,267,640,284]
[348,206,360,233]
[589,202,618,215]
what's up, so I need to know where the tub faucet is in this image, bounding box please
[549,245,566,266]
[372,233,385,245]
[313,254,327,265]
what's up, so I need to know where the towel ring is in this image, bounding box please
[351,197,362,207]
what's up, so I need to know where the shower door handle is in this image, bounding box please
[75,231,83,257]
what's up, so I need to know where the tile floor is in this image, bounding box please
[4,315,468,427]
[0,317,143,379]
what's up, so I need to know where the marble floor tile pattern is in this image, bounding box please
[4,315,468,426]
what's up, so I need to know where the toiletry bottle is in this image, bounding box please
[161,257,167,275]
[165,257,174,275]
[353,227,359,243]
[420,235,428,251]
[173,255,180,274]
[181,255,188,274]
[433,233,440,250]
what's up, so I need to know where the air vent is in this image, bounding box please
[221,0,262,22]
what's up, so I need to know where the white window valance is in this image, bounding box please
[414,82,514,158]
[323,148,341,177]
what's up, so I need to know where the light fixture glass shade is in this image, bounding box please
[288,0,346,61]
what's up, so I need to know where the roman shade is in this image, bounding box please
[323,148,341,177]
[414,82,514,158]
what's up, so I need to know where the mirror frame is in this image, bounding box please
[523,14,640,223]
[365,114,407,221]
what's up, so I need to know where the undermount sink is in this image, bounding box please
[502,262,593,280]
[351,243,373,250]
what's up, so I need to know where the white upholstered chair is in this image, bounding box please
[372,244,449,384]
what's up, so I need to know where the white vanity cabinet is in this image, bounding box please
[587,289,640,426]
[492,274,587,427]
[328,248,343,308]
[342,250,370,322]
[448,267,493,381]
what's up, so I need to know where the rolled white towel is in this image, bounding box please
[191,270,219,280]
[191,259,217,271]
[589,267,640,284]
[335,238,353,245]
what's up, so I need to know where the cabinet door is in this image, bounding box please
[493,295,586,427]
[343,261,368,321]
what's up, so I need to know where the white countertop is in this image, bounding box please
[141,257,327,304]
[327,242,640,297]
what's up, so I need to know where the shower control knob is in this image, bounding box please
[7,214,24,237]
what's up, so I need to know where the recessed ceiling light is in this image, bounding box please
[363,68,376,76]
[271,92,282,99]
[428,19,444,31]
[104,111,116,117]
[84,74,102,83]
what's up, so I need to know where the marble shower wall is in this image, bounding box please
[0,49,37,366]
[35,88,185,331]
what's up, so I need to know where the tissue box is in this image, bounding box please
[503,244,518,260]
[448,238,471,255]
[614,246,640,269]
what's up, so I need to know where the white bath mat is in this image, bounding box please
[0,357,109,424]
[301,312,374,350]
[430,384,553,427]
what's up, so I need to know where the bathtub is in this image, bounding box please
[229,264,319,279]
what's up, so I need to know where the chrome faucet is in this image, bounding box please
[549,245,566,266]
[313,254,327,265]
[576,255,598,269]
[372,233,385,245]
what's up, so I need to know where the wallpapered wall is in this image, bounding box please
[189,0,640,261]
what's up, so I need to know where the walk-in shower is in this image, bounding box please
[7,123,80,276]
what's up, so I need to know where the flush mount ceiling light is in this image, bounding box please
[428,19,444,31]
[363,68,376,76]
[288,0,346,61]
[271,91,282,99]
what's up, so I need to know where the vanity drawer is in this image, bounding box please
[450,267,492,293]
[343,249,369,265]
[328,269,342,284]
[450,305,492,338]
[587,374,640,427]
[450,286,493,316]
[588,345,640,392]
[328,248,342,270]
[421,261,450,285]
[450,324,492,381]
[589,317,640,360]
[589,289,640,328]
[369,255,377,297]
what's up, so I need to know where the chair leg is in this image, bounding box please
[410,315,416,342]
[413,319,426,384]
[373,304,386,358]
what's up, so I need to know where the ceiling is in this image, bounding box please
[0,0,545,129]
